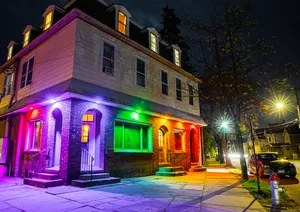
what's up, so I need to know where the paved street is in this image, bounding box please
[0,172,265,212]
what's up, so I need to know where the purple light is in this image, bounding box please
[96,101,100,104]
[50,99,56,104]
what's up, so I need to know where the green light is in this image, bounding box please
[131,112,139,120]
[136,110,141,113]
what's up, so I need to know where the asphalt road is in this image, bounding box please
[230,158,300,205]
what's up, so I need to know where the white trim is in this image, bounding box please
[135,55,147,88]
[101,38,116,77]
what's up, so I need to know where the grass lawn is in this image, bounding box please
[242,178,298,208]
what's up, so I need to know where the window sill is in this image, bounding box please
[174,150,186,154]
[114,149,153,153]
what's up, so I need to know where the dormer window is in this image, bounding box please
[150,33,158,53]
[23,31,30,47]
[118,12,127,35]
[174,48,181,67]
[107,4,131,36]
[7,46,13,61]
[44,11,53,31]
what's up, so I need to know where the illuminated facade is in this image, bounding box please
[0,0,206,184]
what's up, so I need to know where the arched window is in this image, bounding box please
[158,129,164,147]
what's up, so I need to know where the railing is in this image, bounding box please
[81,148,94,181]
[28,148,49,177]
[173,153,187,171]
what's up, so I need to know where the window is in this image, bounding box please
[26,120,42,151]
[136,58,146,87]
[44,11,53,31]
[23,31,30,47]
[174,49,181,67]
[114,121,152,152]
[161,70,168,95]
[158,129,164,147]
[81,125,90,142]
[188,84,194,105]
[82,114,94,122]
[7,46,13,61]
[20,57,35,88]
[176,78,182,101]
[150,33,157,52]
[3,74,13,96]
[175,132,182,151]
[118,12,127,35]
[102,42,115,76]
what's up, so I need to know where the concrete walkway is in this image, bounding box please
[0,172,265,212]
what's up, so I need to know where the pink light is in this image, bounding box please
[29,107,34,110]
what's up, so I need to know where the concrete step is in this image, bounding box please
[159,162,171,167]
[44,168,59,174]
[155,171,187,177]
[191,162,199,166]
[34,173,59,180]
[79,173,110,180]
[24,178,64,188]
[158,166,183,172]
[189,166,207,172]
[71,177,121,188]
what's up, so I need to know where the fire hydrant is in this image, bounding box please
[270,173,284,207]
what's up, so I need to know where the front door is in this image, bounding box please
[158,129,169,163]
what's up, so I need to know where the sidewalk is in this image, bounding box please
[0,171,265,212]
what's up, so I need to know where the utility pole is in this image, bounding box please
[250,121,260,193]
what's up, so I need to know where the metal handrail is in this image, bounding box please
[81,148,94,181]
[29,148,48,177]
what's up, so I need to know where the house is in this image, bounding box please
[0,0,206,186]
[245,123,300,159]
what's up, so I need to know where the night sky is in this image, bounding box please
[0,0,299,125]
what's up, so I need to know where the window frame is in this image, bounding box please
[114,119,153,153]
[161,69,169,96]
[3,73,13,96]
[20,56,35,89]
[101,39,116,76]
[135,56,146,88]
[23,30,31,48]
[7,46,13,61]
[25,119,43,152]
[175,77,182,101]
[188,84,194,105]
[44,11,53,31]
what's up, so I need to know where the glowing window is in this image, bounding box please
[81,125,90,142]
[23,31,30,47]
[82,114,94,122]
[44,11,53,31]
[150,33,157,52]
[158,129,164,147]
[26,120,42,150]
[118,12,127,34]
[174,49,181,67]
[114,121,152,152]
[7,46,13,61]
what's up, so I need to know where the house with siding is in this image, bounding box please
[0,0,207,187]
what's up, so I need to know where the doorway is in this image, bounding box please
[190,129,198,163]
[52,108,62,169]
[158,126,169,164]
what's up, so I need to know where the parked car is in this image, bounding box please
[248,152,297,178]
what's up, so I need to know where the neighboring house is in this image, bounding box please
[245,123,300,159]
[0,0,207,184]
